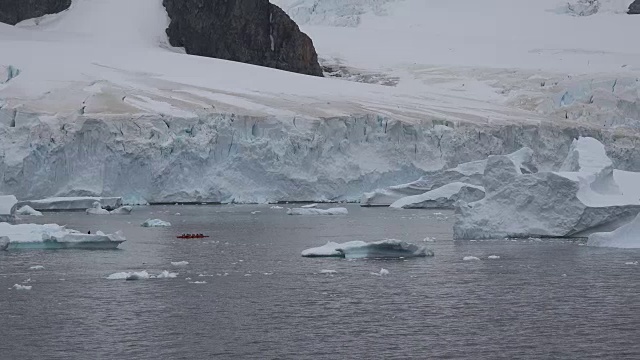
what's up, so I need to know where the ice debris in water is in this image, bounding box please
[13,284,32,290]
[29,265,45,270]
[189,281,207,284]
[625,261,638,265]
[463,256,481,261]
[320,269,337,274]
[270,205,283,209]
[107,270,177,280]
[301,203,318,208]
[423,237,436,242]
[487,255,501,259]
[287,207,348,216]
[251,211,260,214]
[302,239,432,259]
[16,205,42,216]
[171,261,189,266]
[371,268,389,276]
[141,219,171,227]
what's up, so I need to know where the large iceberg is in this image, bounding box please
[0,195,18,222]
[390,182,484,209]
[454,137,640,240]
[588,213,640,248]
[18,197,123,211]
[0,223,126,250]
[287,207,348,215]
[301,239,433,259]
[361,147,536,207]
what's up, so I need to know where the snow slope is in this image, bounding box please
[1,0,640,202]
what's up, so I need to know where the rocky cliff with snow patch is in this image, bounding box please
[0,0,70,25]
[629,0,640,13]
[163,0,323,76]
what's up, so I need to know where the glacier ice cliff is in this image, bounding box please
[2,111,640,204]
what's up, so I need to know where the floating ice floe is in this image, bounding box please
[18,197,122,211]
[302,239,433,259]
[454,138,640,240]
[87,201,133,215]
[463,256,481,261]
[319,269,337,274]
[171,261,189,266]
[0,223,125,250]
[390,182,485,209]
[29,265,45,270]
[141,219,171,227]
[16,205,42,216]
[301,203,318,208]
[587,212,640,248]
[287,207,348,215]
[0,236,8,251]
[270,205,284,209]
[0,195,18,222]
[487,255,501,259]
[361,148,536,207]
[107,270,177,280]
[12,284,32,290]
[110,206,133,215]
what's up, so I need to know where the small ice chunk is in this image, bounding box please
[487,255,501,259]
[107,271,150,280]
[463,256,481,261]
[174,213,181,216]
[270,206,283,209]
[301,203,318,208]
[190,281,207,284]
[302,239,432,259]
[625,261,638,265]
[12,284,32,290]
[287,207,348,216]
[29,265,45,270]
[154,271,178,279]
[371,268,389,276]
[86,201,110,215]
[320,269,337,274]
[0,236,8,251]
[171,261,189,266]
[110,206,133,215]
[16,205,42,216]
[141,219,171,227]
[251,211,260,214]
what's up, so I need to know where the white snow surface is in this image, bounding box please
[390,182,485,209]
[141,219,171,227]
[287,207,349,216]
[588,212,640,248]
[16,205,42,216]
[301,239,432,259]
[0,223,125,249]
[1,1,640,203]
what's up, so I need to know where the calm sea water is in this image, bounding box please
[1,205,639,359]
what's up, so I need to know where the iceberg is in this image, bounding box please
[109,206,133,215]
[16,205,43,216]
[361,147,536,207]
[301,239,433,259]
[0,195,18,222]
[0,223,126,250]
[390,182,484,209]
[18,197,123,211]
[454,138,640,240]
[287,207,348,215]
[0,236,8,251]
[86,201,110,215]
[588,213,640,248]
[141,219,171,227]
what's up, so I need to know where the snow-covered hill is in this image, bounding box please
[1,0,640,203]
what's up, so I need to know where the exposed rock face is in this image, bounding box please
[0,0,71,25]
[163,0,323,76]
[629,0,640,14]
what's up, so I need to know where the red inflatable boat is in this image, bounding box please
[176,234,209,239]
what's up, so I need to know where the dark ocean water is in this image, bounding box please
[1,205,639,359]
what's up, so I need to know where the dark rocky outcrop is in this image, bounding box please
[163,0,323,77]
[0,0,71,25]
[629,0,640,14]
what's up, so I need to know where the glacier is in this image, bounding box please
[0,223,126,250]
[389,182,485,209]
[17,197,123,211]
